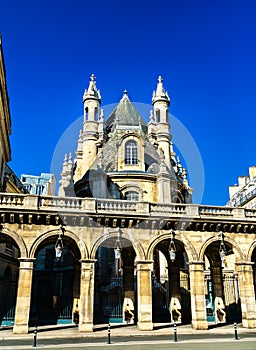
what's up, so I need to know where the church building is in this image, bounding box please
[0,72,256,334]
[59,74,192,206]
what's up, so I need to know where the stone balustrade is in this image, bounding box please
[199,205,234,217]
[0,193,26,206]
[0,192,254,223]
[96,198,137,212]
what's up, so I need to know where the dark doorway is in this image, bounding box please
[0,235,19,326]
[94,246,124,324]
[30,243,75,326]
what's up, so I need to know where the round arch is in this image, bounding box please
[29,228,88,259]
[90,229,145,260]
[199,234,245,261]
[246,239,256,261]
[146,231,198,261]
[1,226,28,257]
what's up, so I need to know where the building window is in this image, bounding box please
[155,109,160,123]
[125,141,138,165]
[35,185,44,195]
[125,191,139,201]
[24,184,31,192]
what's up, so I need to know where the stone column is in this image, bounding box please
[236,262,256,328]
[72,262,81,323]
[13,258,35,334]
[123,265,135,303]
[136,260,153,330]
[79,259,96,332]
[168,266,181,298]
[168,265,181,322]
[212,265,226,323]
[189,261,208,330]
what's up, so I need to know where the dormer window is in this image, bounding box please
[125,191,139,201]
[125,140,138,165]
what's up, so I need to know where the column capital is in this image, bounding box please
[236,261,255,267]
[189,261,205,271]
[135,260,153,264]
[136,260,153,271]
[18,258,36,270]
[80,259,97,264]
[189,261,205,265]
[18,257,36,262]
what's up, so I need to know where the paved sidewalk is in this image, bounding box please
[0,323,256,350]
[0,322,255,341]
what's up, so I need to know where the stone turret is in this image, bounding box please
[58,153,75,197]
[152,76,172,168]
[73,74,104,183]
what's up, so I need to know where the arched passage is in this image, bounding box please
[147,233,193,324]
[248,241,256,304]
[0,229,22,326]
[200,234,242,324]
[29,231,81,326]
[92,233,138,324]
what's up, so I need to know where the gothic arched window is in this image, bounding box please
[125,140,138,165]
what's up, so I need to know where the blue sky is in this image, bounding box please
[1,0,256,205]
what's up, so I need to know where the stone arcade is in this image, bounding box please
[1,76,256,334]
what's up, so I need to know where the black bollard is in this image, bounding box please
[107,323,111,344]
[234,322,239,340]
[173,322,178,342]
[32,326,37,347]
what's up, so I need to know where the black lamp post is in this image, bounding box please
[55,225,65,260]
[169,231,176,263]
[219,232,226,268]
[114,234,122,261]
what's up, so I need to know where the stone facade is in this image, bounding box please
[0,192,256,333]
[59,75,192,204]
[0,74,256,334]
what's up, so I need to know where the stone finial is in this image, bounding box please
[182,168,187,180]
[83,74,101,102]
[120,89,130,102]
[149,110,154,122]
[158,75,163,83]
[159,148,165,162]
[99,108,104,120]
[98,150,104,168]
[152,75,170,105]
[63,154,68,164]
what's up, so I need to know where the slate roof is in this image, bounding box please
[106,91,147,131]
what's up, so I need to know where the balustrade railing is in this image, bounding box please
[0,193,25,206]
[39,196,83,210]
[0,192,255,221]
[96,199,137,212]
[150,203,187,214]
[199,206,234,217]
[245,209,256,218]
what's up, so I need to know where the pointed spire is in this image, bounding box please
[99,108,104,120]
[68,152,73,165]
[83,74,101,102]
[152,75,170,106]
[120,89,130,102]
[63,154,68,164]
[149,110,154,122]
[76,130,83,152]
